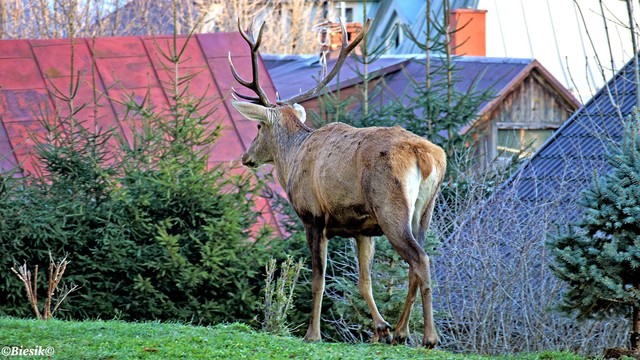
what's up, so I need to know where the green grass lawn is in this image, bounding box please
[0,317,585,359]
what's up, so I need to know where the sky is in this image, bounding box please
[479,0,639,102]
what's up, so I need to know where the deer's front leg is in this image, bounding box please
[304,221,328,342]
[355,235,391,344]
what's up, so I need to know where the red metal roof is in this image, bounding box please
[0,33,284,237]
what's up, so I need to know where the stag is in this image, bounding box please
[229,19,446,348]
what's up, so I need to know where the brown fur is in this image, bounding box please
[233,101,446,347]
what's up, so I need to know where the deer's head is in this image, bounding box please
[229,18,371,168]
[232,100,306,167]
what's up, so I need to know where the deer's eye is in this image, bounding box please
[257,123,262,130]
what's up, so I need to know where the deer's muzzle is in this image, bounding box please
[241,154,257,168]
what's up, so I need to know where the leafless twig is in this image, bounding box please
[11,252,81,320]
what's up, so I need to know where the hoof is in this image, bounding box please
[422,336,438,349]
[372,322,392,345]
[380,333,392,345]
[304,330,322,342]
[392,332,408,346]
[303,336,321,343]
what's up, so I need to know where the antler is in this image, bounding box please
[229,17,372,107]
[228,20,275,107]
[279,17,372,105]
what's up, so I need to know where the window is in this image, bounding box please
[496,128,554,159]
[345,7,354,22]
[391,24,400,48]
[384,22,402,51]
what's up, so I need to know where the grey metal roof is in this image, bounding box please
[263,54,409,100]
[372,56,534,116]
[264,53,541,117]
[503,56,635,203]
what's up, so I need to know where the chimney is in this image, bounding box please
[450,9,487,56]
[320,22,363,58]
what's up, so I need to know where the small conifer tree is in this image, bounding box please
[547,114,640,350]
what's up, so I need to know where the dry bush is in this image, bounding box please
[10,253,80,320]
[0,0,128,38]
[430,168,626,355]
[262,256,305,336]
[198,0,326,54]
[0,0,328,54]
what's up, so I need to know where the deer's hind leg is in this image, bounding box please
[355,235,391,344]
[369,177,438,348]
[383,225,438,348]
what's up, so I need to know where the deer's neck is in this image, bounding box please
[272,123,312,189]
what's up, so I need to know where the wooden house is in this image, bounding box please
[501,56,635,205]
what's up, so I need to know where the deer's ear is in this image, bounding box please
[231,100,270,123]
[292,103,306,124]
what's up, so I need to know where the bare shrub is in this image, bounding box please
[429,154,628,355]
[0,0,327,54]
[262,256,305,336]
[10,252,80,320]
[198,0,326,54]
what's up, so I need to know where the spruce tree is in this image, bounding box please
[547,115,640,350]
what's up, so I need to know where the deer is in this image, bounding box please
[228,18,446,348]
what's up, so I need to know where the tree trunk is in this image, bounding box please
[632,304,640,351]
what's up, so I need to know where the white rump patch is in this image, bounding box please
[292,103,306,123]
[422,166,440,204]
[407,163,439,234]
[405,165,421,216]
